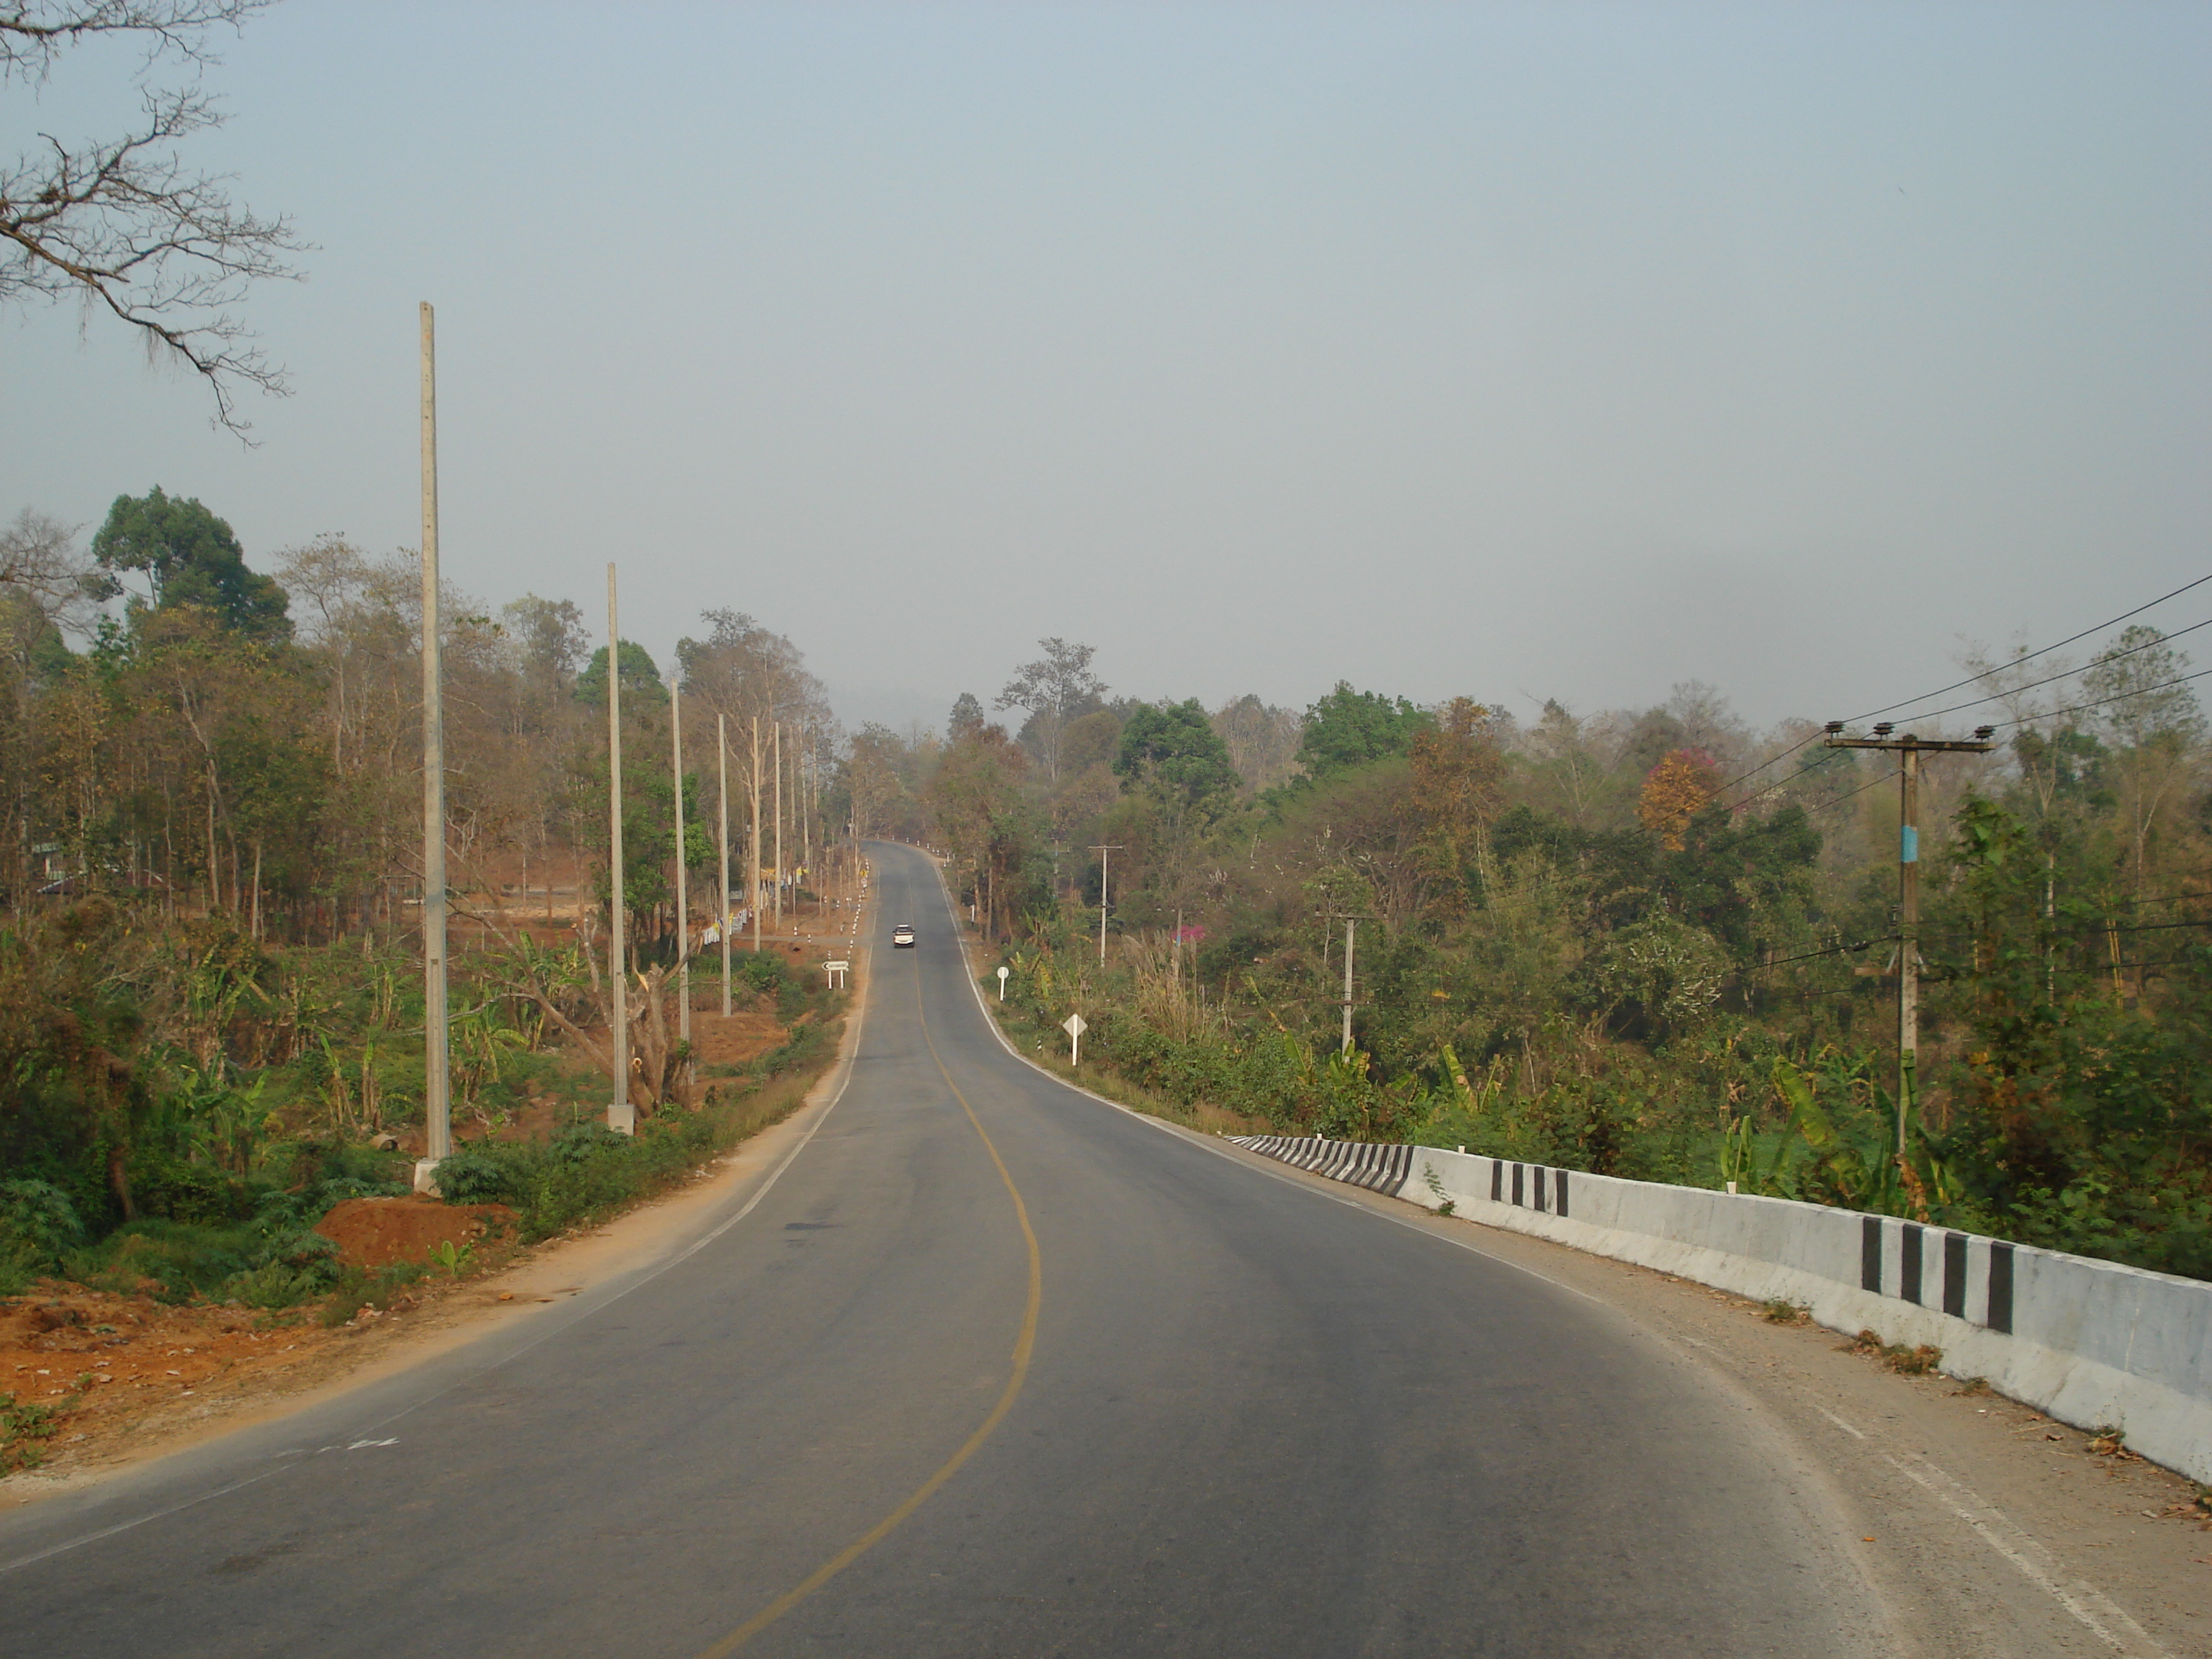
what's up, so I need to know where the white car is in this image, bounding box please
[891,924,916,948]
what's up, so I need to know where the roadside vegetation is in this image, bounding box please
[0,491,850,1333]
[855,638,2212,1284]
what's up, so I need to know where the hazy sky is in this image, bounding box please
[6,2,2207,737]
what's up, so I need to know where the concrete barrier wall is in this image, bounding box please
[1233,1136,2212,1483]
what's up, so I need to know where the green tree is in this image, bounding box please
[1114,698,1238,811]
[1295,683,1430,780]
[575,640,668,710]
[89,487,289,642]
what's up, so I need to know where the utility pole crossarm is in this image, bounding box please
[1823,736,1996,754]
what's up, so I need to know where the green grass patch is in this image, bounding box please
[1,1392,60,1473]
[431,1030,840,1242]
[319,1260,431,1327]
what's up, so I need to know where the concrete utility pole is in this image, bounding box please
[1333,913,1377,1053]
[1341,918,1357,1053]
[1822,723,1995,1154]
[1090,845,1124,964]
[773,720,784,927]
[750,716,763,956]
[718,711,732,1018]
[415,301,450,1192]
[606,564,632,1135]
[671,679,689,1048]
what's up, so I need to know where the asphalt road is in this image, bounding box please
[0,842,1892,1658]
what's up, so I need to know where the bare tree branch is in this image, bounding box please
[0,505,100,636]
[1,1,302,435]
[1,2,267,84]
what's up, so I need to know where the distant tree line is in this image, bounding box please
[858,634,2212,1281]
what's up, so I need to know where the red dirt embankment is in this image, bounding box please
[313,1197,518,1270]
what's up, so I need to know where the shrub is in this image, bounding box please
[431,1150,510,1204]
[64,1215,339,1306]
[0,1179,86,1267]
[1,1393,59,1473]
[318,1260,428,1327]
[225,1260,323,1310]
[0,1237,41,1297]
[128,1157,256,1226]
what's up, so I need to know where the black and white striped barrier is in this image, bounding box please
[1231,1136,1413,1197]
[1226,1137,2212,1483]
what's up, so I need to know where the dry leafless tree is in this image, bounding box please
[2,1,305,434]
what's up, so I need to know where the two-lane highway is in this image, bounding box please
[0,842,1890,1656]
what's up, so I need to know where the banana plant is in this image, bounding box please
[1717,1110,1793,1195]
[1769,1057,1964,1221]
[451,1001,527,1105]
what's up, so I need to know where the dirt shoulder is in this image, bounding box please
[0,945,870,1512]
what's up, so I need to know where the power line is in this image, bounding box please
[1719,745,1855,814]
[1807,768,1898,817]
[1860,614,2212,729]
[1984,666,2212,732]
[1709,734,1818,806]
[1707,739,1814,801]
[1843,570,2212,725]
[1753,933,1897,972]
[1718,591,2206,812]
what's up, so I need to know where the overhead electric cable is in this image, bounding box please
[1861,615,2212,729]
[1718,745,1848,813]
[1807,768,1899,816]
[1753,934,1897,972]
[1701,575,2209,824]
[1842,570,2212,725]
[1984,667,2212,732]
[1709,734,1820,807]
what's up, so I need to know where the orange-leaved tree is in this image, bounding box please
[1637,747,1721,850]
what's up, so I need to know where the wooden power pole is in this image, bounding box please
[1822,721,1995,1154]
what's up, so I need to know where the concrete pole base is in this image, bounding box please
[607,1101,637,1136]
[412,1158,443,1197]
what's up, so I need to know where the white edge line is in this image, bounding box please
[935,849,2165,1659]
[1815,1406,1869,1441]
[927,854,1606,1309]
[1882,1451,2162,1655]
[0,950,873,1578]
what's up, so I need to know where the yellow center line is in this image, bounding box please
[694,954,1043,1658]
